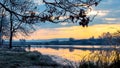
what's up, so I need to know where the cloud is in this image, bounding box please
[32,0,120,29]
[97,10,109,17]
[34,0,43,5]
[60,22,68,26]
[43,0,120,26]
[87,9,109,17]
[104,18,117,21]
[23,24,120,40]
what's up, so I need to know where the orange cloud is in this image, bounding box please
[17,24,120,40]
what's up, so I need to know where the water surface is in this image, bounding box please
[26,45,120,62]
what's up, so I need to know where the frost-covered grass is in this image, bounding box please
[0,47,69,68]
[0,47,119,68]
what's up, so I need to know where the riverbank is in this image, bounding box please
[0,48,75,68]
[28,47,120,68]
[0,47,120,68]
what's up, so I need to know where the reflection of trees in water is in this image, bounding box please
[79,50,120,68]
[29,48,120,63]
[28,45,120,67]
[50,47,74,52]
[82,50,119,63]
[28,47,120,67]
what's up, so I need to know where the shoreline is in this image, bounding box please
[0,47,75,68]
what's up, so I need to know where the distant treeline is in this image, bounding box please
[39,38,119,45]
[2,30,120,46]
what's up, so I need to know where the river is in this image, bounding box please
[26,45,120,62]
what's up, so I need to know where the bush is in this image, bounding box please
[26,51,41,60]
[78,50,120,68]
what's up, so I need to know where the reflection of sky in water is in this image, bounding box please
[27,47,120,63]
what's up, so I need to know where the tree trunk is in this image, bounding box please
[0,20,2,46]
[9,13,13,49]
[0,15,3,46]
[9,31,13,49]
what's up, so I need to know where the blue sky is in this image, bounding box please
[93,0,120,24]
[22,0,120,40]
[34,0,120,28]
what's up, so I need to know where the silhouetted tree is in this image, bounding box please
[0,0,102,48]
[113,31,120,45]
[0,8,4,46]
[99,31,120,45]
[0,0,38,48]
[0,4,9,46]
[43,0,102,27]
[99,32,113,45]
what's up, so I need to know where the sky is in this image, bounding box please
[19,0,120,40]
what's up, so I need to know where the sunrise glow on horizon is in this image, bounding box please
[15,24,120,40]
[13,0,120,40]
